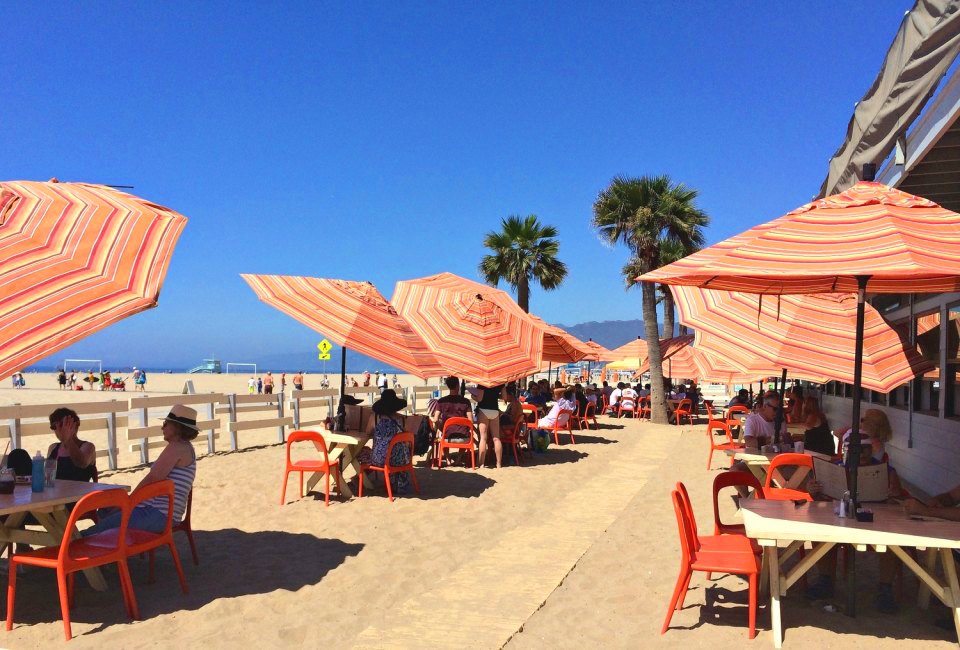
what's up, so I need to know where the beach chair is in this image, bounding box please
[173,488,199,565]
[705,420,742,470]
[662,483,759,639]
[637,396,651,419]
[763,453,814,501]
[673,398,695,425]
[280,430,341,506]
[358,432,420,502]
[435,417,476,469]
[616,397,636,418]
[499,422,523,466]
[712,471,764,536]
[726,405,751,440]
[6,488,138,641]
[548,409,576,445]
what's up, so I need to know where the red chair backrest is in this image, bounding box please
[671,489,697,564]
[727,405,751,418]
[521,404,539,424]
[712,471,764,534]
[677,399,692,413]
[584,402,595,417]
[619,398,635,410]
[384,432,414,468]
[707,419,732,441]
[765,453,814,489]
[556,409,574,427]
[442,416,475,441]
[130,479,176,533]
[61,488,129,562]
[287,430,332,466]
[674,481,700,550]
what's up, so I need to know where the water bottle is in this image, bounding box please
[31,451,45,493]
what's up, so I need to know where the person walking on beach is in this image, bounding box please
[247,376,257,394]
[256,377,263,394]
[377,372,388,394]
[57,369,67,390]
[68,370,77,389]
[293,371,304,391]
[263,371,274,394]
[363,370,371,387]
[280,372,287,393]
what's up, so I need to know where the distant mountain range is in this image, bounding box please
[553,319,662,351]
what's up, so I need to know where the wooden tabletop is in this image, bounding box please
[0,480,130,517]
[741,499,960,549]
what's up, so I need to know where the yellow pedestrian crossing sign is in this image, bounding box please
[318,339,332,360]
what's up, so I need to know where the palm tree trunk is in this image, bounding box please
[679,324,689,336]
[662,285,675,338]
[518,276,530,313]
[642,282,669,423]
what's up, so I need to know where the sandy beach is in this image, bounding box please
[0,378,955,648]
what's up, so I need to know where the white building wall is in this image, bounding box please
[822,395,960,497]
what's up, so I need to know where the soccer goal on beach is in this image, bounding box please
[63,358,102,373]
[226,362,257,375]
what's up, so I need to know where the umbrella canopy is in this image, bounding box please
[636,336,783,384]
[582,339,616,362]
[608,337,648,365]
[241,275,443,379]
[392,272,544,385]
[528,314,591,363]
[671,286,932,393]
[0,179,186,379]
[642,182,960,294]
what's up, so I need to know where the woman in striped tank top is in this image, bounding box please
[84,405,197,535]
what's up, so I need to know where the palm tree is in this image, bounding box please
[593,175,708,424]
[656,239,699,337]
[479,214,568,313]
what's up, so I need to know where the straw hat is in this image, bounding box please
[160,404,199,431]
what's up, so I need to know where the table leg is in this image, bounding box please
[35,510,108,592]
[0,511,27,558]
[940,549,960,637]
[918,547,938,610]
[767,545,783,648]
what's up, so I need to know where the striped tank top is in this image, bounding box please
[142,457,196,523]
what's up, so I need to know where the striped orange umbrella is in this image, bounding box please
[636,334,795,384]
[392,272,544,385]
[240,275,443,379]
[582,338,616,362]
[528,314,591,363]
[0,179,186,380]
[642,182,960,294]
[670,287,932,393]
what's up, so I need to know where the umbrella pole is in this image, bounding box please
[336,346,348,428]
[845,275,869,618]
[548,362,552,384]
[773,368,787,446]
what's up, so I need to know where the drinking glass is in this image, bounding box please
[44,457,57,488]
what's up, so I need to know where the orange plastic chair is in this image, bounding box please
[499,422,523,466]
[712,471,764,536]
[705,420,743,470]
[359,432,420,501]
[6,487,138,641]
[726,404,751,438]
[280,430,340,506]
[662,485,759,639]
[172,488,199,565]
[121,481,189,594]
[583,401,598,429]
[616,397,636,418]
[548,409,576,445]
[637,396,651,419]
[434,416,476,469]
[763,453,814,501]
[673,398,695,425]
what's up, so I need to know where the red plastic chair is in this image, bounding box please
[121,481,189,595]
[712,471,764,536]
[617,397,636,418]
[637,396,651,419]
[6,487,138,641]
[662,485,759,639]
[763,453,814,501]
[434,416,476,469]
[359,432,420,501]
[726,405,751,439]
[280,430,340,506]
[673,398,695,425]
[172,488,199,565]
[548,409,576,445]
[571,401,597,430]
[500,422,524,466]
[705,420,743,470]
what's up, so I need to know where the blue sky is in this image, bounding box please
[2,1,915,369]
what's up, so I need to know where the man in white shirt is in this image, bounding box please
[743,394,791,450]
[607,382,624,415]
[377,372,389,393]
[621,384,638,401]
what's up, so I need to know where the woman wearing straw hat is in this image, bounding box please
[84,404,198,535]
[359,390,411,493]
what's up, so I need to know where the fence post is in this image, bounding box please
[276,392,286,443]
[137,404,150,465]
[8,404,21,450]
[106,401,118,470]
[206,396,216,454]
[290,390,300,430]
[327,392,335,420]
[228,393,238,450]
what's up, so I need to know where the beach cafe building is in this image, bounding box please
[817,9,960,498]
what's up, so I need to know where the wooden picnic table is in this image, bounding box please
[0,480,131,591]
[304,430,373,499]
[726,449,832,490]
[742,499,960,648]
